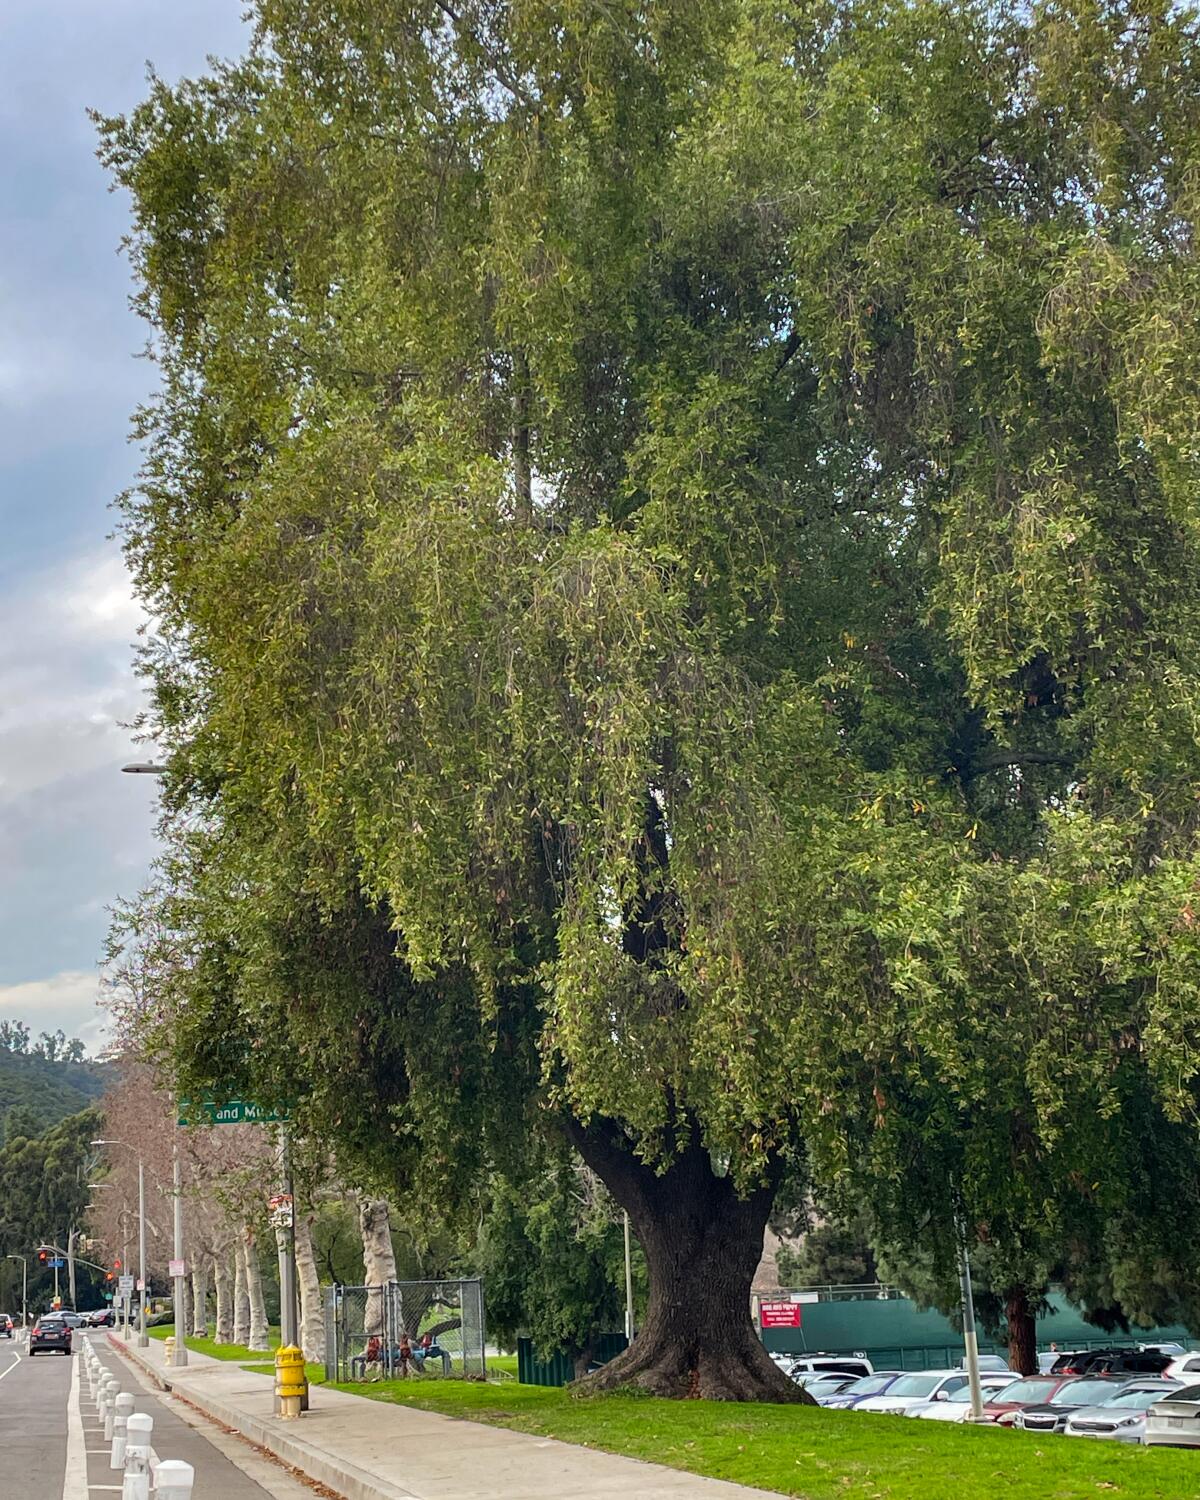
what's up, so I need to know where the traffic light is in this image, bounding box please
[105,1270,114,1283]
[113,1258,122,1272]
[37,1248,48,1266]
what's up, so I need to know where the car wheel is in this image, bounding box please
[28,1349,35,1357]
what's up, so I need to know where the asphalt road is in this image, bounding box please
[0,1331,310,1500]
[0,1332,70,1500]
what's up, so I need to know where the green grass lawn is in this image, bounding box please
[327,1377,1200,1499]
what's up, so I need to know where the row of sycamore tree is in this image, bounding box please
[97,0,1200,1398]
[90,1055,634,1371]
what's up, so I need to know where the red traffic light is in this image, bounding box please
[105,1271,114,1282]
[37,1249,48,1265]
[113,1258,122,1271]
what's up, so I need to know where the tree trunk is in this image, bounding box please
[295,1209,325,1364]
[214,1249,233,1344]
[566,1117,806,1402]
[358,1196,397,1337]
[1006,1287,1037,1376]
[191,1258,209,1337]
[243,1226,270,1352]
[233,1237,250,1347]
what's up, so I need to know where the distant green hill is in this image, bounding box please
[0,1048,109,1144]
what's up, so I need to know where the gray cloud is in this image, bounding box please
[1,0,249,1049]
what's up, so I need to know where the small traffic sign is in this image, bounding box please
[48,1258,64,1269]
[169,1258,186,1279]
[118,1274,135,1294]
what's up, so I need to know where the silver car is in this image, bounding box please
[1064,1380,1181,1442]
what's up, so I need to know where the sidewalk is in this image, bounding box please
[106,1333,781,1500]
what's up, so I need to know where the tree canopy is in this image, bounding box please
[101,0,1200,1395]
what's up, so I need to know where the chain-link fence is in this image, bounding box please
[325,1279,486,1383]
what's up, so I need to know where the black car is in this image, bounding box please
[0,1315,13,1340]
[29,1315,72,1355]
[84,1308,115,1328]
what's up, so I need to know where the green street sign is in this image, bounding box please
[177,1097,292,1127]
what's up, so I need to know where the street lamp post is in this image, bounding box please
[171,1133,188,1365]
[92,1141,149,1347]
[120,760,187,1367]
[5,1256,26,1328]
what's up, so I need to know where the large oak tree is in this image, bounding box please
[102,0,1200,1397]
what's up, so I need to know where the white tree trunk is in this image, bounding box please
[191,1257,210,1337]
[295,1209,324,1364]
[214,1249,233,1344]
[233,1235,250,1347]
[358,1197,397,1337]
[243,1225,270,1351]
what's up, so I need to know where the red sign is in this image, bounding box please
[760,1300,802,1328]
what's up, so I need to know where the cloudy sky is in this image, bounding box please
[0,2,250,1052]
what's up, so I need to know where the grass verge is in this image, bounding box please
[328,1377,1200,1499]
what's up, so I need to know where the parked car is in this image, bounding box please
[1144,1383,1200,1448]
[1049,1348,1171,1378]
[1089,1350,1172,1377]
[1037,1352,1060,1373]
[787,1355,874,1381]
[855,1370,972,1414]
[0,1315,12,1339]
[1139,1343,1186,1355]
[794,1374,858,1401]
[909,1373,1016,1420]
[1063,1380,1181,1442]
[1163,1351,1200,1382]
[821,1372,906,1409]
[1013,1377,1124,1433]
[963,1355,1011,1373]
[980,1374,1083,1425]
[29,1314,72,1356]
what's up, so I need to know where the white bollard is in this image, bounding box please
[104,1388,124,1441]
[154,1460,195,1500]
[121,1412,153,1500]
[100,1377,118,1422]
[110,1392,135,1469]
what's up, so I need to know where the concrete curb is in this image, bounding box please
[105,1333,416,1500]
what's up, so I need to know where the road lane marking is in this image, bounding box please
[63,1355,87,1500]
[0,1350,20,1382]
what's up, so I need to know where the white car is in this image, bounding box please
[1162,1351,1200,1382]
[1144,1383,1200,1448]
[787,1355,874,1381]
[908,1373,1016,1420]
[855,1370,971,1413]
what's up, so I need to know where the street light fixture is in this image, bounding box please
[91,1140,149,1348]
[120,762,167,774]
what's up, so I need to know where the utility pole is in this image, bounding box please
[67,1227,77,1310]
[138,1155,148,1346]
[277,1125,298,1350]
[956,1214,985,1422]
[623,1211,635,1342]
[171,1129,189,1365]
[4,1257,26,1327]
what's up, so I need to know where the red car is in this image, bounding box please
[981,1373,1082,1425]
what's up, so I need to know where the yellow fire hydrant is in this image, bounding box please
[275,1345,308,1419]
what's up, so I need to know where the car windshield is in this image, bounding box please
[1106,1388,1170,1410]
[992,1378,1058,1404]
[842,1375,896,1396]
[945,1380,1007,1404]
[1051,1380,1118,1405]
[883,1374,943,1398]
